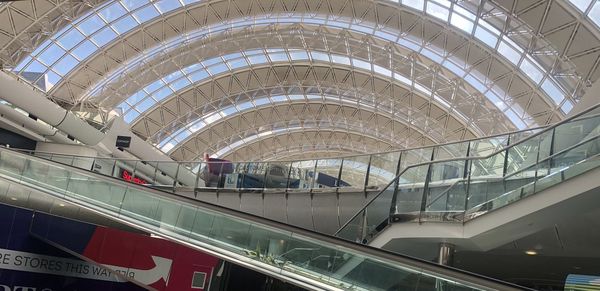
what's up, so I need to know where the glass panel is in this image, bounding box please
[340,155,370,189]
[394,165,429,215]
[0,151,27,180]
[363,184,395,242]
[288,160,316,189]
[314,159,342,188]
[264,162,291,188]
[120,187,160,226]
[240,162,267,189]
[367,151,400,190]
[505,135,541,176]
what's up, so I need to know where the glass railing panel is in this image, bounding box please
[399,148,433,172]
[153,161,180,187]
[434,141,470,159]
[505,134,541,176]
[242,162,268,188]
[426,160,466,213]
[289,160,316,189]
[265,162,291,188]
[173,203,197,236]
[91,157,117,177]
[0,150,28,180]
[51,155,75,167]
[363,184,395,242]
[66,171,127,212]
[340,155,370,190]
[394,165,429,216]
[314,159,342,188]
[120,187,161,226]
[553,114,600,155]
[21,156,70,194]
[367,151,400,190]
[335,211,365,243]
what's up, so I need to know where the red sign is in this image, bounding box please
[121,169,148,185]
[83,227,220,291]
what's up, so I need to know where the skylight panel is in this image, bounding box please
[402,0,424,10]
[248,55,268,65]
[254,98,270,106]
[112,15,139,34]
[152,87,173,101]
[135,98,156,112]
[91,27,118,47]
[133,5,160,23]
[268,52,288,62]
[589,3,600,27]
[474,25,498,48]
[497,41,521,65]
[58,29,85,50]
[450,13,474,33]
[189,70,209,82]
[39,44,66,66]
[228,58,248,69]
[54,55,79,76]
[519,58,543,83]
[331,55,351,65]
[569,0,593,12]
[127,91,147,104]
[121,0,146,11]
[561,100,574,113]
[124,110,140,123]
[72,40,98,60]
[154,0,182,14]
[24,60,46,73]
[310,52,330,62]
[426,1,450,21]
[540,79,564,105]
[98,3,127,22]
[289,51,309,61]
[78,15,105,36]
[144,80,164,93]
[207,63,228,75]
[170,78,191,91]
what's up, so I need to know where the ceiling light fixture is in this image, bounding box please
[525,250,537,256]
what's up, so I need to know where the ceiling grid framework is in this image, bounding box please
[0,0,599,160]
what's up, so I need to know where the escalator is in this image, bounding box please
[335,104,600,252]
[0,147,523,290]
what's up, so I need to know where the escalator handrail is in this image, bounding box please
[0,146,529,291]
[335,103,600,236]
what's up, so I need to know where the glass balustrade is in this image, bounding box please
[0,148,510,291]
[336,105,600,244]
[11,123,547,195]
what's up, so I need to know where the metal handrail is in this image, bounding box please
[0,146,529,291]
[334,103,600,235]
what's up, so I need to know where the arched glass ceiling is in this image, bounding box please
[119,49,476,128]
[567,0,600,28]
[155,93,439,154]
[202,126,398,160]
[12,0,574,116]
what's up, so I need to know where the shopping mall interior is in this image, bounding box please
[0,0,600,290]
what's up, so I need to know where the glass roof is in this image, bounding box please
[13,0,573,117]
[118,48,477,127]
[567,0,600,28]
[155,92,428,154]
